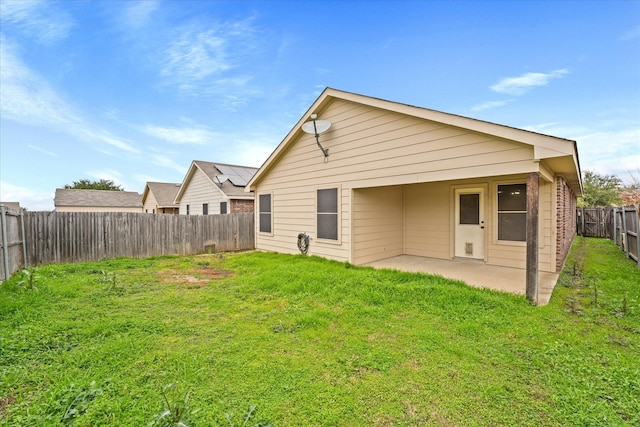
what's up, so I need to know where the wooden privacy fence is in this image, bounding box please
[0,205,28,282]
[612,205,640,266]
[1,212,254,280]
[577,205,640,268]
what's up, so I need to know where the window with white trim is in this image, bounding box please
[259,194,271,233]
[317,188,338,240]
[220,202,227,214]
[497,183,526,241]
[203,203,209,215]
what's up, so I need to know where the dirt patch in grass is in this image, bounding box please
[0,395,16,418]
[157,266,234,286]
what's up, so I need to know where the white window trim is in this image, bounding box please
[315,184,342,245]
[258,192,273,237]
[494,180,527,247]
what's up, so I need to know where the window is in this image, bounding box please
[459,193,480,224]
[317,188,338,240]
[203,203,209,215]
[259,194,271,233]
[186,204,190,215]
[497,184,526,241]
[220,202,228,214]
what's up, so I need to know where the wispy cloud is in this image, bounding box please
[85,169,136,192]
[150,153,189,174]
[0,0,73,44]
[0,180,54,211]
[620,25,640,41]
[120,0,159,29]
[0,39,139,154]
[142,125,217,145]
[471,99,514,112]
[27,144,57,157]
[491,69,569,96]
[159,17,260,101]
[524,122,640,179]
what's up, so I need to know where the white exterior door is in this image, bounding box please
[454,188,485,260]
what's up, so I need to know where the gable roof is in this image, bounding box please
[54,189,142,208]
[174,161,258,202]
[142,182,181,208]
[247,87,582,194]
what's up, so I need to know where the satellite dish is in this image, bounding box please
[301,114,332,158]
[302,119,331,135]
[215,175,229,184]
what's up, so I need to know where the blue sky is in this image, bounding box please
[1,0,639,211]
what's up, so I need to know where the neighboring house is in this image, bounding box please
[246,88,582,298]
[54,189,143,212]
[174,161,258,215]
[142,182,181,214]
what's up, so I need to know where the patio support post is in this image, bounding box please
[526,172,539,304]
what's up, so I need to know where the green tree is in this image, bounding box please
[579,170,622,207]
[64,179,123,191]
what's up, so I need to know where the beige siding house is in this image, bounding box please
[247,88,582,303]
[142,182,181,214]
[174,161,257,215]
[54,189,143,212]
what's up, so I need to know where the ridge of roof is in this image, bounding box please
[247,87,580,191]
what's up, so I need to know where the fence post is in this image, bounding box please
[633,205,640,270]
[1,205,8,281]
[621,206,629,259]
[20,208,27,269]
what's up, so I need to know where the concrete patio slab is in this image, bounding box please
[364,255,559,305]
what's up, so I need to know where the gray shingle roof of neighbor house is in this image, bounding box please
[142,182,181,208]
[54,189,143,208]
[174,161,259,201]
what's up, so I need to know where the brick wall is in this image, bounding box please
[230,199,254,214]
[556,176,577,271]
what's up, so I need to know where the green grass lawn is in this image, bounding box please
[1,237,639,426]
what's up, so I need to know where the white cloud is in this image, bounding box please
[471,99,514,112]
[159,17,260,99]
[27,144,57,157]
[0,0,73,44]
[491,69,569,96]
[0,181,54,211]
[142,125,216,145]
[121,0,159,29]
[84,169,137,192]
[533,124,640,178]
[150,154,189,175]
[0,39,139,154]
[620,25,640,41]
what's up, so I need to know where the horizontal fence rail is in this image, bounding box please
[20,212,254,269]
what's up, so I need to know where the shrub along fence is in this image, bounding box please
[1,211,255,281]
[577,205,639,268]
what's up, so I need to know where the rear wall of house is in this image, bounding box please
[143,192,158,213]
[254,98,553,268]
[179,171,227,215]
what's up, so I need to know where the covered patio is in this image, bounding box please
[365,255,560,306]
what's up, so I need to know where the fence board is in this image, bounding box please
[0,205,26,281]
[17,212,254,270]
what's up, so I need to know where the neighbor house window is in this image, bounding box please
[186,204,190,215]
[317,188,338,240]
[497,183,526,241]
[259,194,271,233]
[203,203,209,215]
[220,202,228,214]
